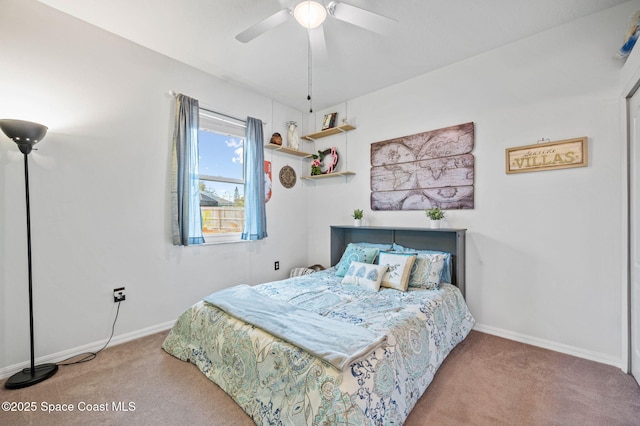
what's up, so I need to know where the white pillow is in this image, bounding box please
[378,252,417,292]
[341,262,388,291]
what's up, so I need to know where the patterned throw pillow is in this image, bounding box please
[408,253,447,290]
[335,243,379,277]
[391,243,452,283]
[352,242,391,262]
[378,252,417,292]
[341,262,388,291]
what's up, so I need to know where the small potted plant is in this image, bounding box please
[425,207,445,228]
[352,209,364,227]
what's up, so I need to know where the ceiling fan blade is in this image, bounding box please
[327,1,396,35]
[309,25,327,62]
[235,9,290,43]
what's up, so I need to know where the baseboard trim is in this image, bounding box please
[2,321,623,379]
[473,323,623,370]
[0,320,175,380]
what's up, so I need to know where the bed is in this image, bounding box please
[163,226,474,425]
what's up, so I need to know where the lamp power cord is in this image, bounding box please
[56,301,121,366]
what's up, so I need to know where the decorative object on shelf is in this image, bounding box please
[618,10,640,59]
[311,158,322,175]
[0,119,59,389]
[264,161,272,202]
[505,137,588,174]
[311,149,324,175]
[371,122,475,211]
[270,132,282,146]
[279,165,297,188]
[426,207,445,229]
[311,147,339,175]
[352,209,363,227]
[286,121,300,150]
[322,112,337,130]
[322,147,339,174]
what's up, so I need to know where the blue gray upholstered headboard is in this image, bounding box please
[330,226,466,297]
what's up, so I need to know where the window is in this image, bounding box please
[198,110,246,243]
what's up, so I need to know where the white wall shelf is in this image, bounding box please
[300,124,356,141]
[264,143,313,157]
[301,171,356,180]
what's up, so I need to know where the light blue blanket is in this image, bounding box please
[204,284,387,371]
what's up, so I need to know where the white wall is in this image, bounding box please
[306,2,639,367]
[0,0,309,373]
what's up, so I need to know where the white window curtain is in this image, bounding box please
[171,94,205,245]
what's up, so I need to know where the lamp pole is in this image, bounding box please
[23,152,36,376]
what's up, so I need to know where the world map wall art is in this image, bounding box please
[370,122,475,211]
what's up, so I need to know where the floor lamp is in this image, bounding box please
[0,119,58,389]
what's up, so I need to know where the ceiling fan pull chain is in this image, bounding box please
[307,30,313,113]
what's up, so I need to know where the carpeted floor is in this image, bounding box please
[1,330,638,425]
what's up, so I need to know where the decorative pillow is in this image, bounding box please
[341,262,388,291]
[392,243,453,283]
[335,243,379,277]
[408,253,447,290]
[352,242,391,263]
[353,242,393,250]
[378,252,417,291]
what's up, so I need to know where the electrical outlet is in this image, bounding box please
[113,287,126,303]
[274,261,280,271]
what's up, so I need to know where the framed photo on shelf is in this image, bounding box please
[322,112,337,130]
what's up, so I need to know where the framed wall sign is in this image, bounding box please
[505,137,588,174]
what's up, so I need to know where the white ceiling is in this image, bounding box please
[38,0,629,112]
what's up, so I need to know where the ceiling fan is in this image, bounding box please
[235,1,396,57]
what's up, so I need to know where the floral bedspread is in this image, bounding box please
[162,269,475,425]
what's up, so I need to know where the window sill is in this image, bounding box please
[202,233,249,245]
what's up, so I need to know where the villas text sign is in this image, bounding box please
[505,137,588,174]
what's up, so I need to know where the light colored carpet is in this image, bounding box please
[1,330,638,425]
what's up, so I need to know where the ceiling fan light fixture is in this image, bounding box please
[293,1,327,29]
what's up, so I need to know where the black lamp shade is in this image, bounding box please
[0,119,48,154]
